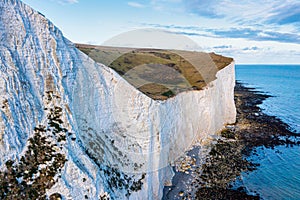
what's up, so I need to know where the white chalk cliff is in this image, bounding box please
[0,0,236,199]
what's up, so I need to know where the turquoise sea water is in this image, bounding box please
[235,65,300,200]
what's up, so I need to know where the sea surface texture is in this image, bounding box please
[236,65,300,200]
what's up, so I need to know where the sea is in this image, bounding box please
[235,65,300,200]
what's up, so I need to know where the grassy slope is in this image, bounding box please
[76,44,233,100]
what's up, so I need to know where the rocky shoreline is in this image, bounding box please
[163,81,300,200]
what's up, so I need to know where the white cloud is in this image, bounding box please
[150,0,300,29]
[127,2,145,8]
[150,0,183,11]
[57,0,78,5]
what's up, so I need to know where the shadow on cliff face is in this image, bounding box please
[163,81,300,200]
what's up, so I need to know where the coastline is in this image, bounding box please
[163,81,300,199]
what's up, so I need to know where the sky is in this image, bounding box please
[21,0,300,64]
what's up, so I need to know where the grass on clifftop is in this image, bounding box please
[76,44,233,100]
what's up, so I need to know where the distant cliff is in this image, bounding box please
[0,0,236,199]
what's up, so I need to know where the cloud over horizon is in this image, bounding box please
[141,23,300,44]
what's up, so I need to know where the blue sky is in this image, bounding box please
[22,0,300,64]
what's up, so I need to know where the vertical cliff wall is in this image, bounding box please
[0,0,236,199]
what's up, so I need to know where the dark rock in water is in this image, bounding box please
[196,187,259,200]
[234,81,299,152]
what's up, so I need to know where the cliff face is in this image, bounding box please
[0,0,236,199]
[0,0,103,198]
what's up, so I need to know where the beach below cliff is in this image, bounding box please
[163,81,300,200]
